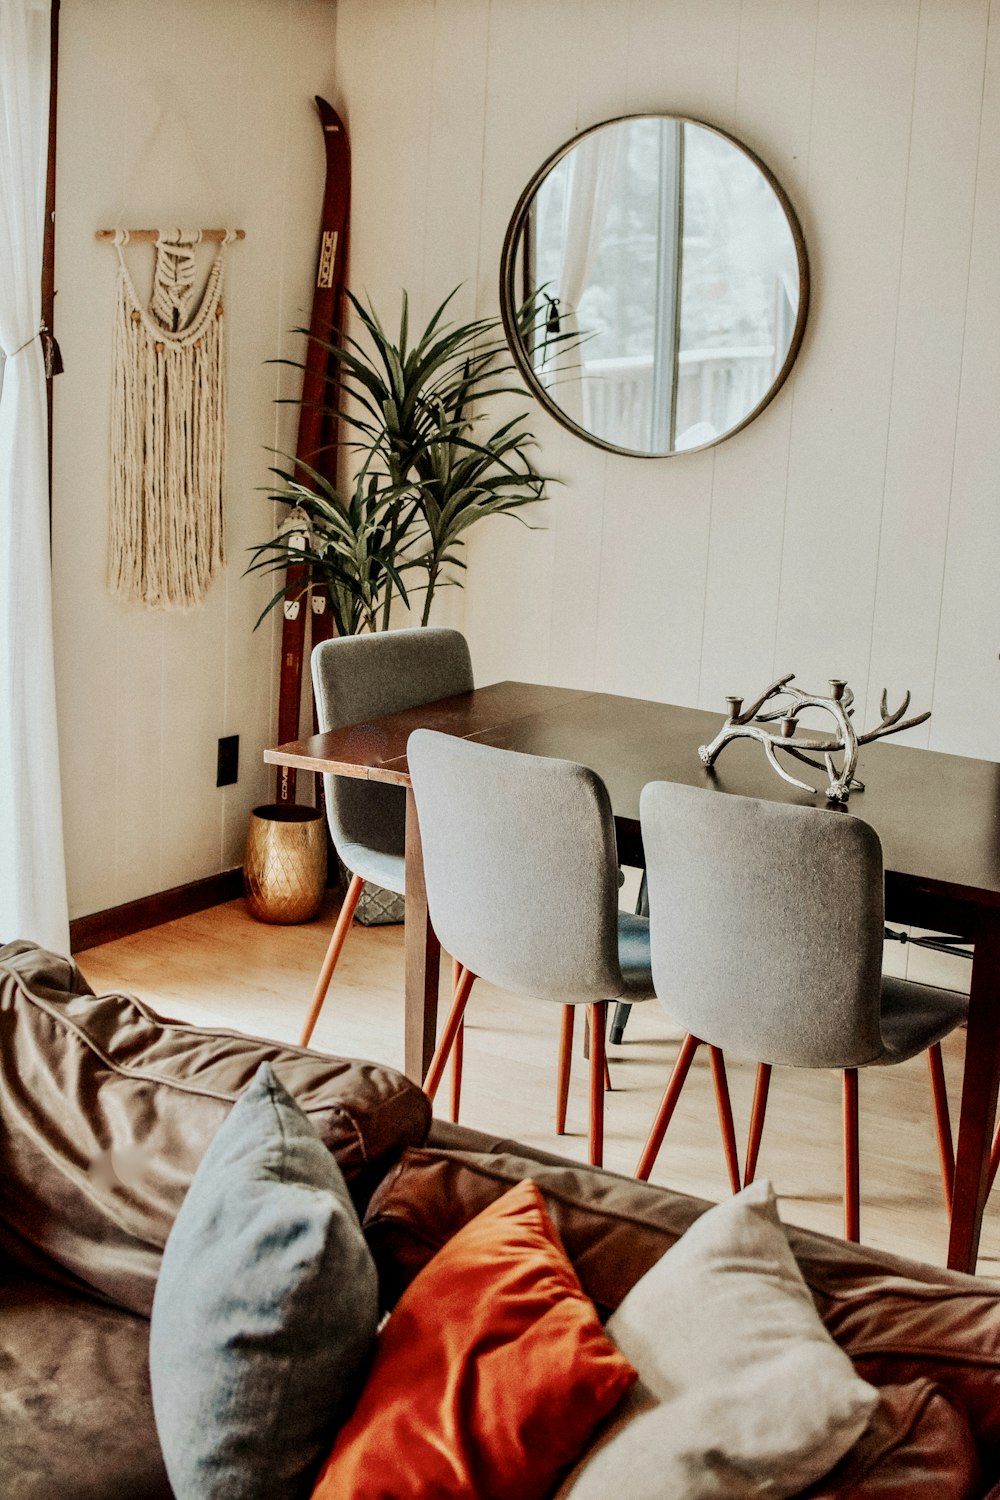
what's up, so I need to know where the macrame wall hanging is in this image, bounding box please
[103,227,241,609]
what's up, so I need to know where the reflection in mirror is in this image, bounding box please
[502,115,808,457]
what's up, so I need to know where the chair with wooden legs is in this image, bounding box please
[428,966,615,1131]
[406,730,654,1167]
[635,782,968,1241]
[298,628,474,1048]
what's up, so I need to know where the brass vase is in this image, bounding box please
[243,805,327,924]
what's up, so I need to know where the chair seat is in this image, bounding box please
[876,977,969,1065]
[339,841,406,897]
[617,912,654,999]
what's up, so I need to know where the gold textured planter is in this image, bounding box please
[243,805,327,924]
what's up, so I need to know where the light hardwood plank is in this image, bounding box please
[76,892,998,1278]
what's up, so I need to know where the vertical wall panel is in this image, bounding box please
[543,0,631,693]
[56,0,1000,919]
[462,0,590,684]
[52,0,133,916]
[219,0,309,871]
[594,449,713,705]
[697,0,818,711]
[54,0,338,917]
[335,0,435,322]
[624,0,743,125]
[418,0,492,328]
[864,0,989,746]
[932,0,1000,759]
[773,0,920,694]
[330,0,997,772]
[546,425,606,690]
[149,0,243,893]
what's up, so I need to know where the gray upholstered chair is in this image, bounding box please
[636,781,969,1240]
[406,730,655,1166]
[299,628,474,1048]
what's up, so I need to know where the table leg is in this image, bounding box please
[947,921,1000,1274]
[404,785,440,1084]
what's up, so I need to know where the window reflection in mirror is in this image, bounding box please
[503,116,808,458]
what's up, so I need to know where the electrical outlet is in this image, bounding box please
[216,735,239,787]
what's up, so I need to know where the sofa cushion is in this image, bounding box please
[150,1063,379,1500]
[312,1180,637,1500]
[0,1273,172,1500]
[557,1180,878,1499]
[363,1147,1000,1477]
[800,1379,982,1499]
[0,940,429,1316]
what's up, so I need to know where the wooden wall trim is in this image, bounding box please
[70,869,244,953]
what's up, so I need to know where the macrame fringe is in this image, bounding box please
[108,237,227,609]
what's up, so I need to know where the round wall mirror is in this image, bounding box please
[500,115,809,458]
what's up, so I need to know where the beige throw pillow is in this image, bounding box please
[557,1179,879,1499]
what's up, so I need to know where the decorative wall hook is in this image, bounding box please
[698,674,930,802]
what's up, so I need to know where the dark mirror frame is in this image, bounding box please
[499,113,811,459]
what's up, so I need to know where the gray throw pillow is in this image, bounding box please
[149,1061,378,1500]
[557,1179,879,1499]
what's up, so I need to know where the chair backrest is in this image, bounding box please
[406,730,626,1004]
[311,628,473,860]
[639,782,886,1069]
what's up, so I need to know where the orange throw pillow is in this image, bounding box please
[311,1178,637,1500]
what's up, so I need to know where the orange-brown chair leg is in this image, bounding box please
[447,958,463,1123]
[583,1007,613,1090]
[449,1018,464,1124]
[927,1042,954,1215]
[709,1047,742,1195]
[843,1068,860,1243]
[989,1123,1000,1195]
[635,1033,702,1181]
[423,966,476,1103]
[588,1002,607,1168]
[299,872,365,1047]
[556,1004,574,1134]
[745,1063,771,1186]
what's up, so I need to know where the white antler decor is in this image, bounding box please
[698,674,930,802]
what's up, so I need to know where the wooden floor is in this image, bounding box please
[76,886,1000,1278]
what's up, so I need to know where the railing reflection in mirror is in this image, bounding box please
[535,345,778,455]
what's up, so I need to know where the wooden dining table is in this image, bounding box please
[266,680,1000,1275]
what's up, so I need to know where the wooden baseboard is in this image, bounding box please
[70,869,244,953]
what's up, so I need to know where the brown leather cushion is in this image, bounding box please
[0,940,430,1317]
[0,1274,172,1500]
[800,1380,981,1498]
[363,1147,1000,1480]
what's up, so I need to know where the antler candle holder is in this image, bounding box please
[698,673,930,802]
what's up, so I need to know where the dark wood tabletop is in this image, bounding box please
[267,680,1000,914]
[267,679,1000,1274]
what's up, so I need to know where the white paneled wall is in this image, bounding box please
[53,0,338,919]
[53,0,1000,922]
[337,0,1000,757]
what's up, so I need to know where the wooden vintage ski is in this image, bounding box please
[275,95,350,804]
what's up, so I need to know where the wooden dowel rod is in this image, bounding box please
[95,229,246,242]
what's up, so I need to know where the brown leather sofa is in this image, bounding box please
[2,939,1000,1500]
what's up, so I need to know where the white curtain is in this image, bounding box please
[548,127,627,422]
[0,0,69,953]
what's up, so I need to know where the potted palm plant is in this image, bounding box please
[247,288,555,921]
[247,287,553,631]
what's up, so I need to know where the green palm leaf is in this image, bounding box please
[252,285,571,632]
